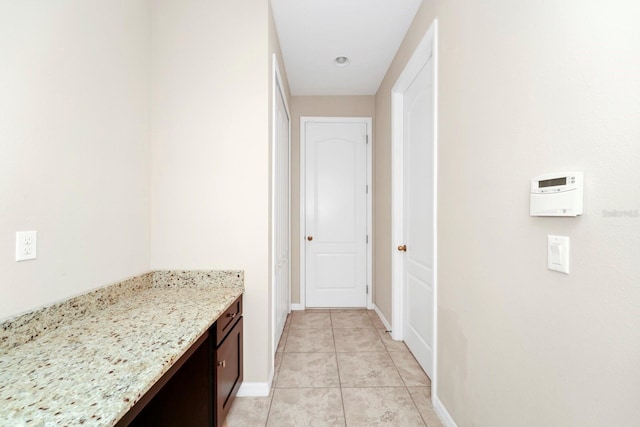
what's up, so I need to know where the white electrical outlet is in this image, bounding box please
[16,231,37,261]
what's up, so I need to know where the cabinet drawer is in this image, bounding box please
[215,316,243,427]
[216,295,242,346]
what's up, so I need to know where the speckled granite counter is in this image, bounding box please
[0,270,244,426]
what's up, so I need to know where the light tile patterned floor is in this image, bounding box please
[225,309,443,427]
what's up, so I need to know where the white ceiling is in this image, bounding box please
[271,0,423,96]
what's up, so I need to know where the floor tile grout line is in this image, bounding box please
[280,353,339,357]
[277,318,290,353]
[341,385,415,389]
[272,386,347,389]
[386,334,411,388]
[271,385,410,389]
[407,387,429,427]
[264,389,275,427]
[377,311,429,426]
[376,311,427,426]
[265,313,289,427]
[331,316,349,426]
[389,342,433,388]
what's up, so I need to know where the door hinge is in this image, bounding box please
[366,285,369,294]
[366,184,369,194]
[366,235,369,244]
[366,134,369,144]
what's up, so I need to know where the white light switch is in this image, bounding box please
[16,231,37,261]
[548,235,569,274]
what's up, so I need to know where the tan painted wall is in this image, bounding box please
[289,96,375,305]
[375,0,640,425]
[150,0,271,384]
[0,1,151,320]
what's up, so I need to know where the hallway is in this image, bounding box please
[225,309,443,426]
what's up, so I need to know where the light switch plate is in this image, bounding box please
[548,235,569,274]
[16,231,37,261]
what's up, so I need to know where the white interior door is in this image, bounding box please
[273,71,290,349]
[401,55,435,378]
[304,120,368,308]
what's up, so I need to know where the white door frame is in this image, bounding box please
[271,54,291,357]
[391,20,439,396]
[300,116,373,309]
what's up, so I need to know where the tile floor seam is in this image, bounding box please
[264,392,274,427]
[341,385,410,389]
[343,385,408,388]
[381,326,428,426]
[331,318,350,426]
[278,323,289,352]
[359,313,420,425]
[272,386,342,389]
[382,328,412,391]
[407,388,429,426]
[266,319,286,427]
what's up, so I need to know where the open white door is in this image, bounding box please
[392,22,438,382]
[401,56,435,377]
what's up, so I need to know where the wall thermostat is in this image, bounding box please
[530,172,583,216]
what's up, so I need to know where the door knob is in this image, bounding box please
[217,360,226,368]
[397,245,407,252]
[307,236,313,241]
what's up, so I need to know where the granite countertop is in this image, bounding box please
[0,271,244,426]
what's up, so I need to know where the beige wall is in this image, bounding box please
[150,0,271,384]
[289,96,375,305]
[375,0,640,425]
[0,1,151,320]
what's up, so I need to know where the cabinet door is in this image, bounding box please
[215,317,243,427]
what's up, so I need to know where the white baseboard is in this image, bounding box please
[290,303,305,311]
[236,382,270,397]
[238,359,277,397]
[433,395,458,427]
[373,304,392,331]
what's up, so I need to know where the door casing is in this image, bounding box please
[391,20,439,399]
[300,116,373,310]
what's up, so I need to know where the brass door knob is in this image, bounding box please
[217,360,226,368]
[307,236,313,241]
[397,245,407,252]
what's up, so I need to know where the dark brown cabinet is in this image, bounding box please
[214,295,243,427]
[215,316,243,426]
[118,295,243,427]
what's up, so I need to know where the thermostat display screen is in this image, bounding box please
[539,177,567,188]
